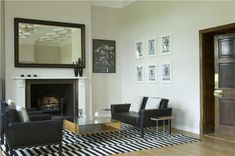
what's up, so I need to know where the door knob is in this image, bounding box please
[214,90,223,97]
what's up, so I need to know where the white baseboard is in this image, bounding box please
[173,125,200,134]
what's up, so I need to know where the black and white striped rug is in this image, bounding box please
[1,126,200,156]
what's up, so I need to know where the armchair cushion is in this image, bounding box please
[29,114,51,121]
[27,110,43,115]
[145,97,161,110]
[7,99,16,109]
[129,96,143,112]
[122,112,139,126]
[16,105,30,122]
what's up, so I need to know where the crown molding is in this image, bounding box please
[91,0,137,9]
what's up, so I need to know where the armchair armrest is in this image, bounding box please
[26,108,38,111]
[6,119,63,147]
[29,114,51,121]
[27,110,43,115]
[139,108,172,126]
[111,103,131,113]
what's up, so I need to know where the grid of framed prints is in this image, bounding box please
[135,34,173,83]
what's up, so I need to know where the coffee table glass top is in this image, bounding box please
[75,116,119,126]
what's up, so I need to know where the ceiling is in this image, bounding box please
[4,0,137,9]
[91,0,137,9]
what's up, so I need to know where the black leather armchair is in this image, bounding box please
[0,101,51,145]
[0,101,8,144]
[111,97,172,138]
[4,109,63,156]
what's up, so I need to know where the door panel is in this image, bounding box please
[219,63,235,88]
[218,38,235,58]
[215,33,235,135]
[219,99,235,126]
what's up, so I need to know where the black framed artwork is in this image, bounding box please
[93,39,116,73]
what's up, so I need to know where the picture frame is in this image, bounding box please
[93,39,116,73]
[161,62,172,83]
[136,41,143,59]
[148,38,157,57]
[147,64,157,82]
[161,34,172,55]
[137,65,144,82]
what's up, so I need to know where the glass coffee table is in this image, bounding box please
[63,116,121,135]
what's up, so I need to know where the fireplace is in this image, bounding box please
[26,79,78,118]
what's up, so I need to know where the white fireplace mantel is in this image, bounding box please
[12,77,86,116]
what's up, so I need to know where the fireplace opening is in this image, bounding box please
[26,79,78,119]
[38,95,61,114]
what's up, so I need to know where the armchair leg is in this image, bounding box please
[59,142,62,156]
[9,148,13,156]
[141,128,144,138]
[5,141,9,152]
[0,133,4,145]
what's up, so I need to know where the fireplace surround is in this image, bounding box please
[13,77,86,118]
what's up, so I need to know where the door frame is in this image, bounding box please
[200,23,235,135]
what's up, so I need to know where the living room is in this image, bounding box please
[0,0,235,156]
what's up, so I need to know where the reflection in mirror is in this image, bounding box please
[15,18,85,68]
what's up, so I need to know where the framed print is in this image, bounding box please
[93,39,116,73]
[148,38,157,57]
[137,65,144,82]
[161,34,172,55]
[161,62,172,83]
[136,41,143,59]
[147,64,157,82]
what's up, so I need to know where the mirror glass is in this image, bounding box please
[15,18,85,68]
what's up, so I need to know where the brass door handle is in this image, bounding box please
[214,90,223,97]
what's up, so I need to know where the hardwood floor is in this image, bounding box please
[205,133,235,144]
[116,129,235,156]
[1,129,235,156]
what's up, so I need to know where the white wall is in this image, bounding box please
[0,1,2,100]
[91,6,121,114]
[4,1,92,115]
[119,1,235,133]
[0,0,5,100]
[4,1,235,134]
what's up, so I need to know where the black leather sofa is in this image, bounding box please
[2,104,63,156]
[111,97,172,137]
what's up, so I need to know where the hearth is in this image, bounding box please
[26,79,78,117]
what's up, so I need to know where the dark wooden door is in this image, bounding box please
[214,33,235,135]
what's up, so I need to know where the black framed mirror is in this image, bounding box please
[14,18,85,68]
